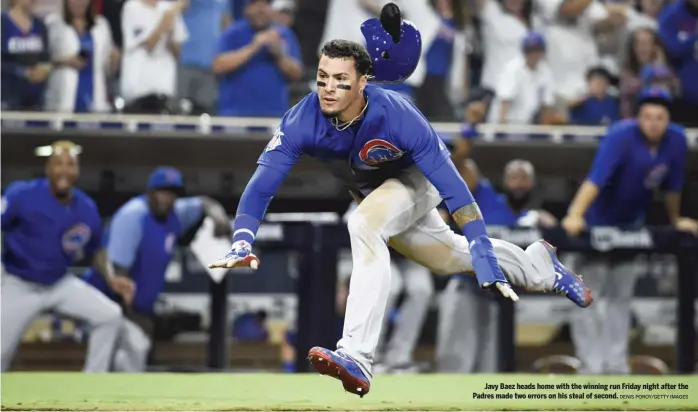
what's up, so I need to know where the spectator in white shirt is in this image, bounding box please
[477,0,539,92]
[535,0,617,104]
[120,0,189,114]
[488,32,557,125]
[44,0,116,113]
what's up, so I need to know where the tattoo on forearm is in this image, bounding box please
[451,203,483,227]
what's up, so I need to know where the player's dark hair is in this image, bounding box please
[320,40,373,77]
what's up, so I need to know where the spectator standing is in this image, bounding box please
[536,0,618,106]
[271,0,295,28]
[120,0,189,114]
[416,0,461,121]
[213,0,302,117]
[569,67,620,125]
[477,0,538,93]
[44,0,116,113]
[618,28,667,117]
[179,0,230,114]
[658,0,698,127]
[487,32,557,125]
[1,0,51,111]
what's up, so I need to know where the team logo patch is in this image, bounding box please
[62,223,92,253]
[164,233,176,254]
[644,164,668,189]
[266,128,283,152]
[359,139,403,166]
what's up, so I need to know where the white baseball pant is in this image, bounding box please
[566,253,643,374]
[113,319,151,372]
[436,276,498,373]
[336,166,557,380]
[1,271,123,372]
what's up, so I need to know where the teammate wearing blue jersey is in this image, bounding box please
[562,87,698,374]
[1,141,134,372]
[209,4,591,396]
[83,166,230,372]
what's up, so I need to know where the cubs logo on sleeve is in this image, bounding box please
[266,128,284,152]
[62,223,92,254]
[359,139,404,166]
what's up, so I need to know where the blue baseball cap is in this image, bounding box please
[147,166,185,195]
[640,64,672,84]
[521,32,546,51]
[636,86,672,112]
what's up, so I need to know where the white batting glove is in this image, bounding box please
[208,240,260,270]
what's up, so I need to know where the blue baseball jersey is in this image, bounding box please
[658,0,698,104]
[570,95,620,126]
[1,178,103,285]
[1,12,50,109]
[586,120,688,226]
[242,84,469,222]
[83,196,203,314]
[472,179,529,226]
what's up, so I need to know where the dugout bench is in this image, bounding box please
[205,221,698,374]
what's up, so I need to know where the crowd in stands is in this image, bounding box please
[1,0,697,127]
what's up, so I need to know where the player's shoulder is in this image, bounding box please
[365,84,420,120]
[222,19,251,36]
[3,178,45,198]
[114,196,150,221]
[72,188,99,212]
[280,92,322,135]
[666,122,688,149]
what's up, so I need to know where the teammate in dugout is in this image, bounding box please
[83,166,230,372]
[209,3,592,397]
[562,86,698,374]
[1,141,134,372]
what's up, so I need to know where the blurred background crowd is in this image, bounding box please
[1,0,697,377]
[2,0,697,125]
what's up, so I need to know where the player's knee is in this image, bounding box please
[347,210,386,241]
[92,299,124,327]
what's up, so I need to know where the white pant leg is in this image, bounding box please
[383,259,433,366]
[47,276,123,372]
[376,261,403,362]
[337,167,441,379]
[113,319,151,373]
[568,255,609,374]
[1,273,47,371]
[603,259,641,374]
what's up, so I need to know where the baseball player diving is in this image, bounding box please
[83,166,230,372]
[209,3,592,396]
[1,141,134,372]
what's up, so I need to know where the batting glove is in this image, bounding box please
[208,240,260,270]
[469,236,519,301]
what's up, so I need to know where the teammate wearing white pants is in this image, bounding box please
[1,141,134,372]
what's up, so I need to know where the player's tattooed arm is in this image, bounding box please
[93,249,136,304]
[451,202,484,228]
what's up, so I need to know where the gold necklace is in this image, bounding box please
[332,99,369,131]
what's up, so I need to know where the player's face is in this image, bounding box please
[148,189,178,220]
[638,104,670,144]
[45,152,79,199]
[504,168,534,198]
[316,55,367,118]
[245,0,272,30]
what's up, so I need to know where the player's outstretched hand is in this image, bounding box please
[208,240,260,270]
[469,236,519,302]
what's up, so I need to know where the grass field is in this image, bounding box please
[2,373,697,411]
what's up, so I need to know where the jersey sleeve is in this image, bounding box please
[658,5,698,60]
[587,123,630,187]
[217,24,247,54]
[394,102,473,214]
[121,1,151,52]
[662,131,688,192]
[106,206,145,270]
[1,181,28,231]
[174,197,205,233]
